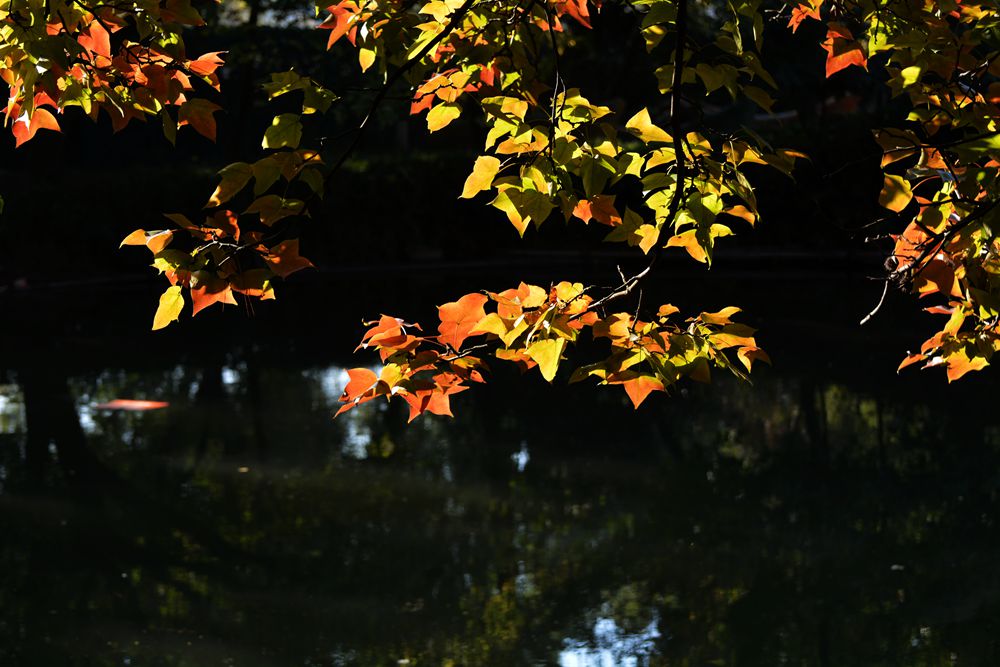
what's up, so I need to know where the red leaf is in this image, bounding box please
[438,293,489,350]
[822,24,867,78]
[12,108,61,147]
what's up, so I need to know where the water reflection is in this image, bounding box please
[1,346,999,666]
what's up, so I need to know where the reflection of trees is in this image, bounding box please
[2,347,1000,666]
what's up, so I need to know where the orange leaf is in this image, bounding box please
[946,348,989,382]
[897,353,925,373]
[737,346,771,372]
[319,1,358,49]
[401,384,468,422]
[621,376,665,409]
[438,293,489,350]
[788,2,821,33]
[178,99,221,141]
[665,230,708,263]
[191,274,237,316]
[822,24,867,78]
[12,108,60,147]
[188,51,226,76]
[264,239,314,278]
[336,367,379,416]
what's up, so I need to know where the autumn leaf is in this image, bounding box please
[427,102,462,132]
[461,156,502,198]
[700,307,741,325]
[401,384,468,422]
[897,353,926,373]
[120,229,174,253]
[188,51,226,77]
[179,99,222,141]
[264,239,314,278]
[822,23,867,78]
[12,108,60,147]
[946,347,989,382]
[625,108,671,144]
[152,285,184,330]
[335,367,379,416]
[620,375,664,408]
[320,1,359,49]
[736,346,771,372]
[553,0,591,28]
[665,230,709,263]
[788,2,822,33]
[879,174,912,212]
[526,338,565,382]
[245,195,304,226]
[206,162,253,207]
[191,272,237,315]
[438,293,488,350]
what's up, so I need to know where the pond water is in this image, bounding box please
[1,268,1000,666]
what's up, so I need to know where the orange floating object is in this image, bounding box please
[93,399,170,411]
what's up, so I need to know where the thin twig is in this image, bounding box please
[859,279,889,325]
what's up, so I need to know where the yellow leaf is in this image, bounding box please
[427,102,461,132]
[724,205,756,225]
[879,174,912,212]
[737,346,771,372]
[636,224,660,254]
[461,156,502,199]
[625,108,672,144]
[358,47,376,72]
[701,306,741,325]
[526,338,565,382]
[152,285,184,331]
[472,312,508,337]
[665,229,708,263]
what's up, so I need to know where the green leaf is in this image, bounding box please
[262,114,303,150]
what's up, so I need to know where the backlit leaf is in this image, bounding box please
[152,285,184,330]
[526,338,565,382]
[625,108,671,144]
[461,156,502,198]
[879,174,912,212]
[438,293,489,350]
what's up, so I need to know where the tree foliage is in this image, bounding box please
[5,0,1000,418]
